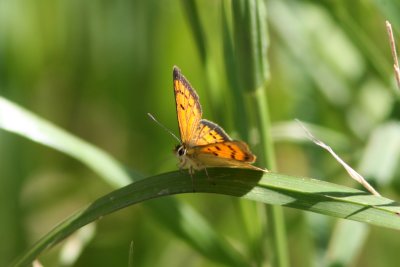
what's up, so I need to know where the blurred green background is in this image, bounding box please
[1,0,400,266]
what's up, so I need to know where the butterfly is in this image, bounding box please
[173,66,261,175]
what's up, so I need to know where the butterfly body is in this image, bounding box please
[174,144,201,174]
[173,66,260,174]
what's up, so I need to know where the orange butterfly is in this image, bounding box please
[173,66,261,175]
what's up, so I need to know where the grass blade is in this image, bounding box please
[12,168,400,266]
[0,97,132,187]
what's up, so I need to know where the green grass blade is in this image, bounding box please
[231,0,288,266]
[0,97,132,187]
[12,168,400,266]
[232,0,269,93]
[221,1,248,140]
[254,87,289,267]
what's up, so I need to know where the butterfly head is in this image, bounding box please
[174,144,190,170]
[174,144,187,158]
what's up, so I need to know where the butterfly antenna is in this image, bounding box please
[147,113,181,143]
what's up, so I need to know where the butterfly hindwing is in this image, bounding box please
[173,66,202,144]
[191,119,231,146]
[196,141,256,163]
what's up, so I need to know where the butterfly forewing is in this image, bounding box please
[173,67,202,144]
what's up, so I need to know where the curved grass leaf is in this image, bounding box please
[0,97,132,187]
[12,168,400,266]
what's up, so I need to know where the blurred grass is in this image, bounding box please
[1,0,400,266]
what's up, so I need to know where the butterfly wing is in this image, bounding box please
[191,119,232,146]
[188,119,258,169]
[197,141,256,162]
[173,66,202,144]
[192,140,258,169]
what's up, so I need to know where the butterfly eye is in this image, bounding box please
[177,146,186,156]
